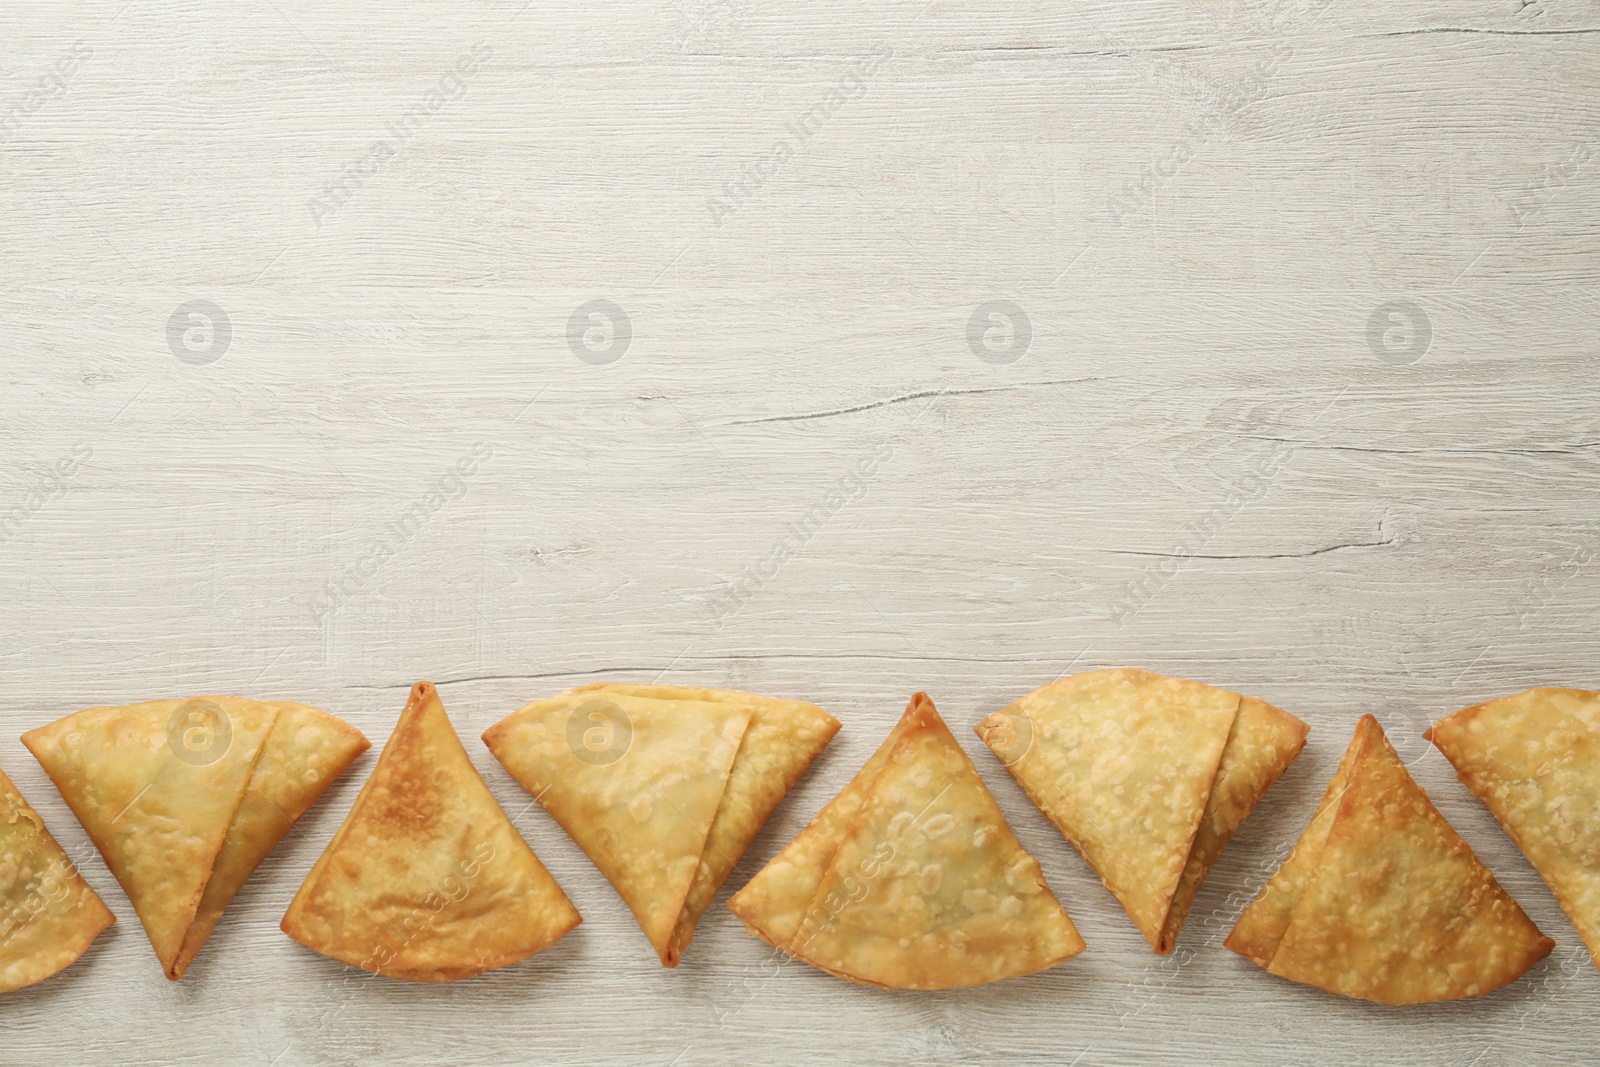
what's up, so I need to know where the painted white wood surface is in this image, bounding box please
[1,0,1597,1063]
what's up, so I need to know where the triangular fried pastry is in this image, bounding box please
[23,696,366,979]
[0,765,114,993]
[562,683,839,965]
[483,688,752,964]
[975,669,1306,952]
[1227,715,1554,1004]
[731,693,1085,989]
[282,682,579,981]
[1428,688,1600,970]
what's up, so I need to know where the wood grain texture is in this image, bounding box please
[0,0,1596,1062]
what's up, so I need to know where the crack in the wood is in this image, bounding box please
[1373,26,1600,37]
[346,671,609,690]
[725,378,1105,426]
[1239,435,1600,457]
[1107,511,1395,563]
[686,43,1211,60]
[947,43,1212,56]
[1106,534,1397,561]
[345,652,1054,689]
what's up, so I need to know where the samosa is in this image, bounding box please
[24,695,368,979]
[1429,687,1600,971]
[282,682,579,981]
[483,683,838,966]
[0,765,114,993]
[729,693,1084,989]
[975,668,1307,953]
[1227,715,1553,1004]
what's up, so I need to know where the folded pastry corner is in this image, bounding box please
[1428,687,1600,970]
[729,692,1084,989]
[23,695,367,979]
[1227,714,1553,1004]
[282,681,580,982]
[484,683,838,966]
[975,669,1307,954]
[0,765,115,994]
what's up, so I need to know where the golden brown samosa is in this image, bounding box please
[975,669,1307,953]
[282,682,579,981]
[730,693,1084,989]
[483,683,838,966]
[0,765,114,993]
[1227,715,1553,1004]
[563,683,838,965]
[1429,687,1600,971]
[23,695,367,979]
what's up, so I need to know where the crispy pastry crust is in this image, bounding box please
[976,669,1307,953]
[731,693,1085,989]
[0,766,114,993]
[1429,687,1600,970]
[563,683,839,965]
[24,695,367,979]
[282,682,579,981]
[1228,715,1554,1004]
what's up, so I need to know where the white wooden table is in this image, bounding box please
[1,0,1596,1063]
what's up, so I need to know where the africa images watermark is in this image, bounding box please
[967,300,1031,365]
[167,299,232,366]
[1102,45,1287,227]
[566,299,632,365]
[565,698,633,766]
[706,441,894,625]
[1509,142,1594,228]
[1100,0,1326,227]
[1366,300,1432,366]
[364,841,497,975]
[306,41,494,228]
[0,443,93,549]
[0,42,92,145]
[710,806,938,1031]
[0,852,92,953]
[1102,819,1304,1042]
[165,699,233,767]
[1106,440,1295,626]
[1508,527,1599,630]
[306,442,495,623]
[303,841,497,1038]
[708,838,898,1030]
[706,43,894,226]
